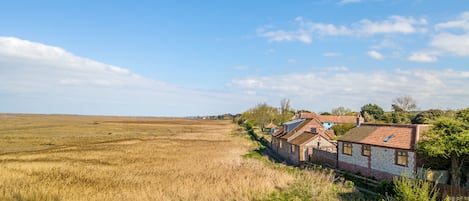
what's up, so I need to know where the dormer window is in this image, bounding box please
[311,127,318,134]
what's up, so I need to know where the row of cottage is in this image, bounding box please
[269,112,429,181]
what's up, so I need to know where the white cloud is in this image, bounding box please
[435,12,469,31]
[371,39,400,49]
[0,37,249,116]
[409,11,469,61]
[338,0,361,5]
[257,26,312,43]
[431,32,469,56]
[367,50,384,60]
[258,15,427,44]
[413,11,469,57]
[408,52,438,63]
[231,68,469,111]
[354,16,427,35]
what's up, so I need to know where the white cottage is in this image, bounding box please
[337,124,429,180]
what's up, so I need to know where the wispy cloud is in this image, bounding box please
[258,15,427,44]
[231,68,469,111]
[431,12,469,56]
[371,39,400,50]
[435,12,469,31]
[409,12,469,57]
[354,16,427,35]
[410,11,469,61]
[257,24,313,43]
[367,50,384,60]
[408,52,438,63]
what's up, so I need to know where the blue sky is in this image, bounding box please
[1,0,469,116]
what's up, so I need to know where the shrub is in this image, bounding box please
[392,176,439,201]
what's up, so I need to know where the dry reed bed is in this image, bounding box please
[0,114,362,201]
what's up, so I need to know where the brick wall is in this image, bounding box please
[311,148,337,167]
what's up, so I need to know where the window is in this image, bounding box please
[396,150,408,166]
[362,145,371,156]
[291,145,295,153]
[384,134,394,143]
[279,140,283,148]
[343,142,352,155]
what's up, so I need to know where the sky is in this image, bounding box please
[1,0,469,117]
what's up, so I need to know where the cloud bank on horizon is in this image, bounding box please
[0,37,252,116]
[0,1,468,116]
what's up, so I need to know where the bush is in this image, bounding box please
[376,180,394,196]
[391,176,439,201]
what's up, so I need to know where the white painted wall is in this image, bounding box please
[371,146,415,178]
[338,142,415,178]
[338,142,368,168]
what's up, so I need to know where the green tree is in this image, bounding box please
[240,103,280,128]
[360,103,384,122]
[412,109,445,124]
[332,123,356,136]
[331,106,353,116]
[418,108,469,186]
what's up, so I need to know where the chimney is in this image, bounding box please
[356,114,363,127]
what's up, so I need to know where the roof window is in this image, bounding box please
[383,134,394,143]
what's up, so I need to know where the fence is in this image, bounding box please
[437,183,469,200]
[310,148,337,168]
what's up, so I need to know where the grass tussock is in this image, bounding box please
[0,114,364,201]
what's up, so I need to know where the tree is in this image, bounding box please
[393,95,417,112]
[418,108,469,186]
[280,98,294,122]
[412,109,445,124]
[332,123,356,136]
[240,103,279,128]
[360,103,384,122]
[331,106,352,116]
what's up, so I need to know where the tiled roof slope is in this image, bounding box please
[272,127,285,137]
[338,124,430,150]
[317,115,358,124]
[289,132,316,146]
[265,122,277,129]
[280,119,313,140]
[298,112,317,119]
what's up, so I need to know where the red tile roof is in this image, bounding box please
[289,132,317,146]
[338,124,430,150]
[280,119,335,141]
[299,112,317,119]
[272,127,285,137]
[317,115,359,124]
[280,119,313,140]
[264,122,278,129]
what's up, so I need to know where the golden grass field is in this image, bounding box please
[0,114,366,201]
